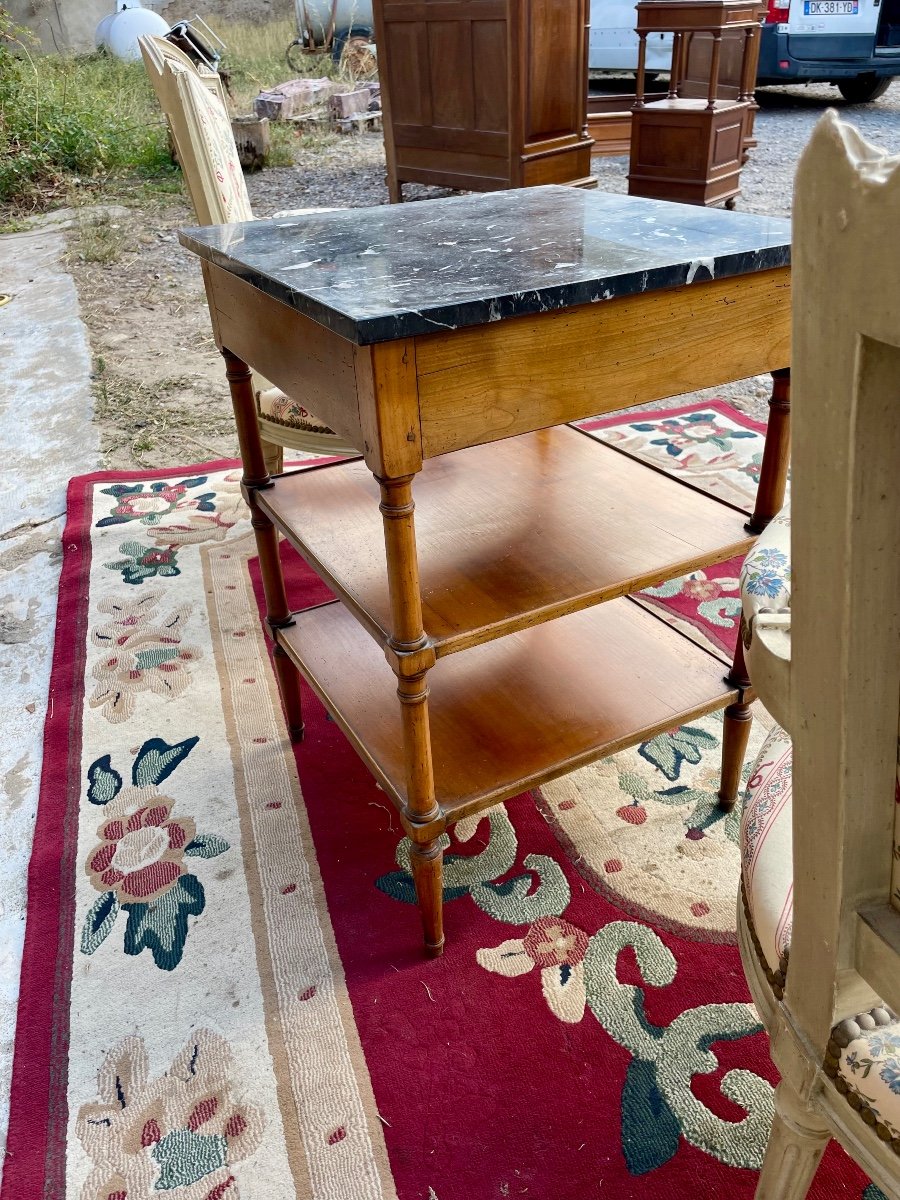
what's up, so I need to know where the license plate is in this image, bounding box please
[803,1,859,13]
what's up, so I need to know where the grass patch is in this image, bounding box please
[70,211,130,264]
[0,14,341,216]
[0,13,174,211]
[93,356,231,465]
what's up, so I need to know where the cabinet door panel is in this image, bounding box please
[525,0,585,140]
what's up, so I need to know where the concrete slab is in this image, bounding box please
[0,230,98,1161]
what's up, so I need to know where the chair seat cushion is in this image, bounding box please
[828,1012,900,1146]
[740,724,794,984]
[257,388,337,437]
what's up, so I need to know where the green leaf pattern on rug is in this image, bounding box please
[81,737,228,970]
[379,808,775,1172]
[152,1128,228,1189]
[479,916,774,1170]
[86,755,123,806]
[638,724,720,781]
[376,807,570,923]
[76,1029,264,1199]
[123,875,206,972]
[80,891,120,955]
[583,922,773,1171]
[104,540,181,586]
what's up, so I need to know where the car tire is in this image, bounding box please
[837,74,892,102]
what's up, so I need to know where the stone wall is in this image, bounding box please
[6,0,115,52]
[160,0,293,23]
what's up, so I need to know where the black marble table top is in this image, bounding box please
[179,185,791,346]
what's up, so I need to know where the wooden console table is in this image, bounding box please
[180,187,792,957]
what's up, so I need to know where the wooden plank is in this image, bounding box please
[258,424,753,656]
[278,596,738,825]
[392,124,509,156]
[415,266,791,457]
[204,262,364,453]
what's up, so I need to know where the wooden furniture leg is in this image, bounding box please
[379,475,444,957]
[223,349,304,741]
[719,634,753,811]
[748,368,791,534]
[754,1081,830,1200]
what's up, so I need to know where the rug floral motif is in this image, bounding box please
[4,404,873,1200]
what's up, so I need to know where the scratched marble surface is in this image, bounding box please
[179,185,791,345]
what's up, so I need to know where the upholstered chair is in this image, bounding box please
[139,35,358,471]
[737,111,900,1200]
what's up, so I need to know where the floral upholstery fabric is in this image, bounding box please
[740,504,792,727]
[740,724,794,982]
[740,504,791,618]
[828,1012,900,1146]
[175,67,253,224]
[256,388,336,436]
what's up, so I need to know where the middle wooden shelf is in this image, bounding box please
[257,423,754,657]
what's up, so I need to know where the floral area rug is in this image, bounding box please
[4,403,878,1200]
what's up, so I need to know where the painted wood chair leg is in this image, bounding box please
[754,1080,830,1200]
[409,837,445,958]
[262,436,284,477]
[223,348,303,741]
[719,635,753,810]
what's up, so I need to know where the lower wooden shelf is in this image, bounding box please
[278,595,737,824]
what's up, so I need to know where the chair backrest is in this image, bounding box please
[139,34,253,227]
[785,111,900,1051]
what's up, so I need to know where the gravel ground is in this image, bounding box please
[63,81,900,466]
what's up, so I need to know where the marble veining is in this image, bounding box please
[178,186,791,345]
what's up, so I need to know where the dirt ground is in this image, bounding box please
[64,134,388,469]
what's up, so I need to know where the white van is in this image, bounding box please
[588,0,900,101]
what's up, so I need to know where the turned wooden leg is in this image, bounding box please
[748,368,791,534]
[719,635,752,811]
[409,837,445,958]
[223,349,303,742]
[379,474,442,955]
[755,1080,830,1200]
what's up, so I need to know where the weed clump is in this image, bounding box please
[0,11,175,209]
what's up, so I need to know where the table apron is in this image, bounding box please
[202,259,790,470]
[413,265,791,458]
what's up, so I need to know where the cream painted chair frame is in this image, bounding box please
[738,111,900,1200]
[139,34,358,468]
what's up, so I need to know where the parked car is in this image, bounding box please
[588,0,900,101]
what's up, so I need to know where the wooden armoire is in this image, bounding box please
[373,0,596,202]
